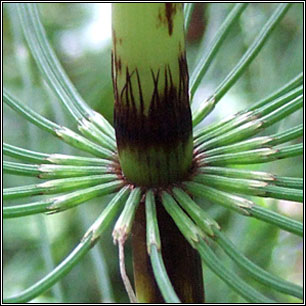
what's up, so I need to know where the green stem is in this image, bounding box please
[111,5,205,303]
[112,4,193,186]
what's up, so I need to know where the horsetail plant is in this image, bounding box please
[3,3,303,304]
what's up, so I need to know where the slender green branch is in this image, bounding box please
[186,182,303,236]
[198,148,278,166]
[196,240,275,303]
[78,118,116,151]
[274,176,303,189]
[193,174,302,202]
[198,142,303,166]
[261,95,303,129]
[78,206,115,303]
[161,189,274,303]
[4,89,114,159]
[17,3,115,140]
[192,3,292,126]
[4,161,110,178]
[4,188,129,303]
[4,161,41,177]
[146,190,180,303]
[273,144,303,159]
[213,229,303,299]
[83,186,130,243]
[3,234,93,303]
[146,190,161,254]
[54,126,114,159]
[184,3,195,31]
[36,214,65,301]
[268,124,303,146]
[4,143,111,166]
[199,136,272,156]
[190,3,247,99]
[193,174,268,196]
[253,86,303,118]
[150,246,180,303]
[113,188,142,243]
[196,94,302,151]
[4,89,57,133]
[194,110,253,141]
[4,181,122,218]
[249,72,303,111]
[37,164,110,179]
[4,143,49,164]
[172,187,220,236]
[194,75,303,142]
[3,174,117,200]
[185,181,253,215]
[262,185,303,203]
[161,192,204,247]
[245,205,303,236]
[19,3,81,122]
[112,188,142,303]
[198,166,275,181]
[196,119,264,152]
[47,180,123,213]
[46,154,110,166]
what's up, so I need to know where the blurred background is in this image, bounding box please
[3,3,303,303]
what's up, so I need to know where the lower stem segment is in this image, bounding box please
[132,200,204,303]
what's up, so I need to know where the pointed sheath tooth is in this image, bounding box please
[161,191,204,247]
[38,164,106,179]
[172,187,220,236]
[77,118,91,136]
[46,154,109,166]
[46,154,69,164]
[194,110,254,141]
[79,117,90,129]
[78,118,115,151]
[194,173,269,196]
[47,181,122,213]
[231,111,255,127]
[38,164,52,174]
[82,186,130,243]
[55,126,113,159]
[265,148,279,156]
[90,110,115,139]
[249,180,269,188]
[192,96,216,126]
[112,226,128,245]
[194,112,236,139]
[261,136,274,145]
[38,180,59,189]
[112,188,142,244]
[231,194,254,209]
[145,190,161,254]
[198,119,265,151]
[185,181,255,216]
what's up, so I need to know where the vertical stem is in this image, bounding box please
[132,202,163,303]
[112,4,193,187]
[132,200,204,303]
[112,4,203,303]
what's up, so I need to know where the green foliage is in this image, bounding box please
[3,3,303,303]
